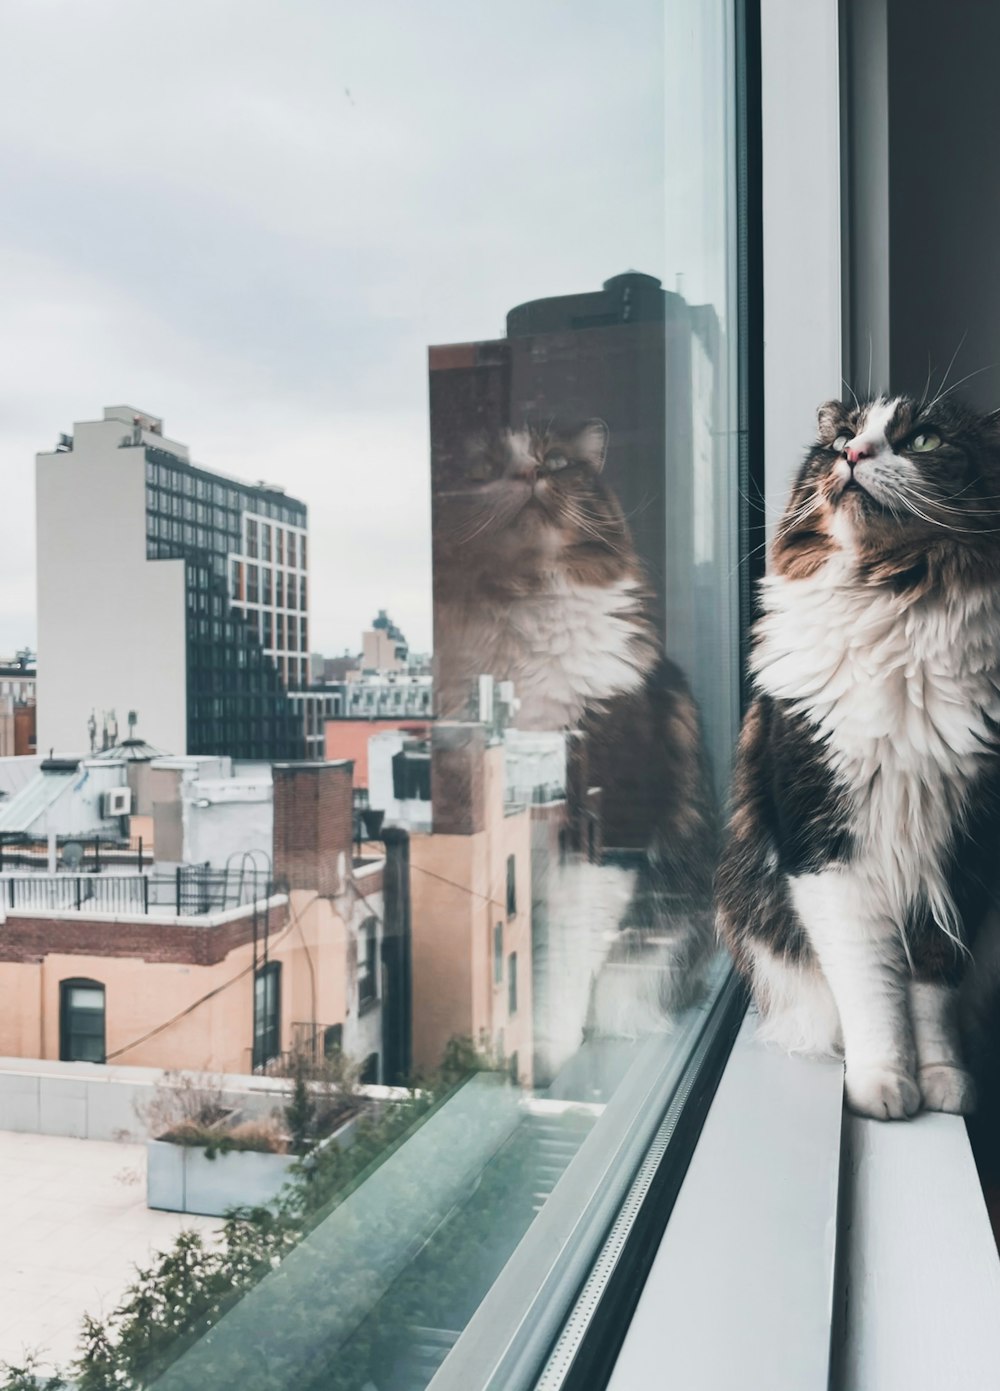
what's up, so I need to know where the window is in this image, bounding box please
[253,962,281,1069]
[358,916,378,1009]
[15,3,753,1385]
[59,979,105,1063]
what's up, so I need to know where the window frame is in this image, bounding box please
[59,977,106,1064]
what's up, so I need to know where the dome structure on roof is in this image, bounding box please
[91,738,167,763]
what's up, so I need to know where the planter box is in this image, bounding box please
[146,1113,361,1216]
[147,1138,296,1216]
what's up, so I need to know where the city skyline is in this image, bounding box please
[0,0,693,659]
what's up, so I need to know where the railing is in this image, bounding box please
[0,834,150,873]
[2,866,278,917]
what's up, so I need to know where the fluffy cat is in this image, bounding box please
[433,419,716,990]
[717,393,1000,1120]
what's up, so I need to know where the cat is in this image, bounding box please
[433,418,717,1017]
[717,393,1000,1120]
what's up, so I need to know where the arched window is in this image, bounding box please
[59,978,106,1063]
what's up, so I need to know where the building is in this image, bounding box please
[0,653,37,757]
[36,406,309,762]
[427,273,734,787]
[326,718,432,791]
[0,760,396,1083]
[362,610,408,673]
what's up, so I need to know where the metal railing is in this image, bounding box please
[2,866,278,917]
[0,834,149,873]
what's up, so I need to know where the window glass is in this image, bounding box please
[60,980,105,1063]
[9,1,748,1385]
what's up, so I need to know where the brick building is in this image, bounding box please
[0,763,394,1080]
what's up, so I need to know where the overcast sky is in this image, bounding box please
[0,0,727,657]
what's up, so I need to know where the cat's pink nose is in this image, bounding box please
[846,441,872,465]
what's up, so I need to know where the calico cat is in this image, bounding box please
[718,393,1000,1120]
[433,419,716,989]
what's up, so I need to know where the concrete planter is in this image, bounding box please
[146,1112,361,1217]
[147,1138,296,1216]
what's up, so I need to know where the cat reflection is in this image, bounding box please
[433,420,716,1044]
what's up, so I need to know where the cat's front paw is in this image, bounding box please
[919,1064,977,1115]
[845,1066,921,1121]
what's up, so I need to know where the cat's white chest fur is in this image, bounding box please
[459,576,652,729]
[753,555,1000,926]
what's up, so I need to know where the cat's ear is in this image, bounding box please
[573,419,609,472]
[816,400,846,438]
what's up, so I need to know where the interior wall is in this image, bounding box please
[851,0,1000,411]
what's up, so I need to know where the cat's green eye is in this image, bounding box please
[544,453,569,472]
[832,434,850,453]
[910,431,942,453]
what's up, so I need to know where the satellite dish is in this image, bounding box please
[61,841,84,870]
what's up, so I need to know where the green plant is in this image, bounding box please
[0,1353,67,1390]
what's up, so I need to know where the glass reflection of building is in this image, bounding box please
[428,273,730,1085]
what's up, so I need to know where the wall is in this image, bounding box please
[36,419,188,757]
[409,743,533,1082]
[325,717,431,789]
[884,0,1000,410]
[273,761,353,897]
[181,773,274,870]
[0,891,365,1075]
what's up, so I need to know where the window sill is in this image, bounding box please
[607,1013,1000,1391]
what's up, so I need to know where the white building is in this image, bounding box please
[37,407,309,762]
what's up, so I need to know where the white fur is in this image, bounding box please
[443,575,654,729]
[755,557,1000,947]
[751,508,1000,1115]
[747,942,842,1057]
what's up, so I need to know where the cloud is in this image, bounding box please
[0,0,669,656]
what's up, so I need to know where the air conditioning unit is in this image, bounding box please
[103,787,132,818]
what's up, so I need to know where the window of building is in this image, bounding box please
[299,574,307,610]
[493,923,503,986]
[287,532,297,568]
[59,979,105,1063]
[323,1023,343,1058]
[507,952,517,1016]
[358,916,378,1009]
[246,564,259,604]
[247,518,258,557]
[276,528,284,564]
[359,1053,379,1086]
[506,854,516,918]
[252,962,281,1070]
[276,571,284,608]
[262,525,272,561]
[262,567,272,604]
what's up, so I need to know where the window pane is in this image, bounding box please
[13,1,747,1385]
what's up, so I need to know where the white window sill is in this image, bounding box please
[609,1013,1000,1391]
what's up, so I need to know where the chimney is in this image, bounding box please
[272,761,354,896]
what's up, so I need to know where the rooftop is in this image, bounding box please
[0,1130,218,1374]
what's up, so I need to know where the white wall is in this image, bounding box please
[368,730,431,830]
[36,418,188,757]
[181,772,274,870]
[761,0,843,530]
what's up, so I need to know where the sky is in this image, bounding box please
[0,0,727,658]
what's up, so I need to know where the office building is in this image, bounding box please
[37,407,309,761]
